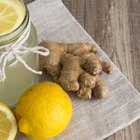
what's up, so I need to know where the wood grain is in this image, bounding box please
[27,0,140,139]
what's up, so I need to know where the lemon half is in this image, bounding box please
[0,0,25,36]
[0,103,17,140]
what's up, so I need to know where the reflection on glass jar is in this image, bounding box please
[0,1,39,108]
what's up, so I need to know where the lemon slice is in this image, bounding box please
[0,0,25,36]
[0,103,17,140]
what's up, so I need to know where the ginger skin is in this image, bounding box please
[40,41,112,99]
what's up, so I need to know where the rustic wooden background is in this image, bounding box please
[27,0,140,140]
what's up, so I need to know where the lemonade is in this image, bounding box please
[0,0,39,107]
[0,0,25,36]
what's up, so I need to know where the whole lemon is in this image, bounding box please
[15,82,72,139]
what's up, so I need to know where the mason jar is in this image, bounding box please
[0,2,39,107]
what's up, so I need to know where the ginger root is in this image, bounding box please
[40,41,112,99]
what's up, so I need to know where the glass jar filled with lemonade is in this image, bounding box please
[0,0,48,107]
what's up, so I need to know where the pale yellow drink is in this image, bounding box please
[0,0,39,107]
[0,0,25,36]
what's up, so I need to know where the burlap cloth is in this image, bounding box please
[16,0,140,139]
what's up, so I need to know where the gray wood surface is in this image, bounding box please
[26,0,140,140]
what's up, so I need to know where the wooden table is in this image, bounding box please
[27,0,140,140]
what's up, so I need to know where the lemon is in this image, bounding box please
[0,103,17,140]
[15,82,72,139]
[0,0,25,36]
